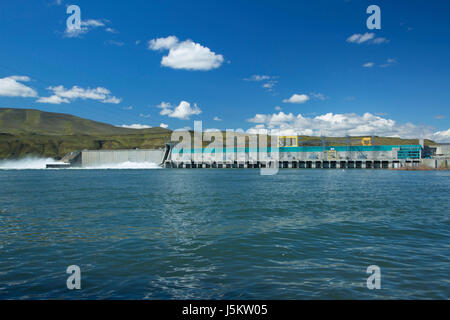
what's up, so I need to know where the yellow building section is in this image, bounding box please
[361,137,372,146]
[278,136,299,147]
[327,149,337,160]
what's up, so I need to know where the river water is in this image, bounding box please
[0,167,448,299]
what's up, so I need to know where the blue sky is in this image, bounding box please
[0,0,449,140]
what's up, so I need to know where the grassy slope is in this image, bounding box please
[0,108,171,159]
[0,108,162,135]
[0,108,436,159]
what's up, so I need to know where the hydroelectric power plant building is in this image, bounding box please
[47,136,449,169]
[167,136,423,169]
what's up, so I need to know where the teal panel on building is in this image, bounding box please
[172,145,422,155]
[397,146,421,159]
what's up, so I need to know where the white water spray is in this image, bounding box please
[0,158,59,170]
[83,161,161,169]
[0,158,161,170]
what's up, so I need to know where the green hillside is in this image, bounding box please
[0,108,163,136]
[0,108,172,159]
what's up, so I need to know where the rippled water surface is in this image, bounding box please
[0,169,449,299]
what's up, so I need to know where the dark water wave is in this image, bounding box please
[0,169,449,299]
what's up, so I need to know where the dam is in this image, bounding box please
[46,136,450,169]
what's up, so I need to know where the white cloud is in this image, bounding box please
[148,36,179,50]
[347,32,374,44]
[0,76,38,98]
[310,92,327,100]
[104,40,124,47]
[123,106,133,110]
[139,113,151,118]
[158,102,172,116]
[283,94,310,104]
[363,62,375,68]
[275,106,282,111]
[157,101,202,120]
[160,123,169,129]
[246,111,448,141]
[174,126,193,132]
[64,19,105,38]
[213,116,222,121]
[247,111,295,125]
[433,129,450,142]
[372,37,389,44]
[105,27,117,33]
[346,33,388,45]
[262,81,277,91]
[37,85,121,104]
[244,75,271,82]
[244,75,278,91]
[205,128,221,133]
[380,58,397,68]
[82,19,105,27]
[102,96,121,104]
[148,36,224,71]
[64,18,118,38]
[36,95,69,104]
[121,124,152,129]
[247,114,269,124]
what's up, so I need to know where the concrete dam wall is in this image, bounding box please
[55,149,168,168]
[80,149,166,167]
